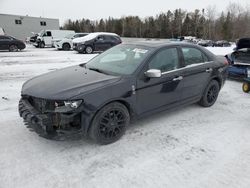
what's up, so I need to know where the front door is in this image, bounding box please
[136,47,185,115]
[94,35,110,51]
[43,31,52,46]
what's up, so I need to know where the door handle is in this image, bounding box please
[173,76,183,81]
[206,68,213,73]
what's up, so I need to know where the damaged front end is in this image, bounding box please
[18,95,83,139]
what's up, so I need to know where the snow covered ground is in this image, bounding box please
[1,44,250,188]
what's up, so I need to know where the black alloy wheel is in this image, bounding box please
[89,102,130,144]
[199,80,220,107]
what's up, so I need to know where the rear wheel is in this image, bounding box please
[199,80,220,107]
[62,43,71,51]
[89,102,130,145]
[9,45,18,52]
[242,82,250,93]
[85,46,93,54]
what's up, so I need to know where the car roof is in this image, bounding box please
[122,41,216,58]
[75,33,89,35]
[123,41,199,48]
[92,32,119,36]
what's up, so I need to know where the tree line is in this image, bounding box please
[62,3,250,41]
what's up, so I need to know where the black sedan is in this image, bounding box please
[0,35,26,52]
[19,42,228,144]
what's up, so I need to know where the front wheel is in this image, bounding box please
[242,82,250,93]
[62,43,71,51]
[39,42,45,48]
[199,80,220,107]
[89,102,130,145]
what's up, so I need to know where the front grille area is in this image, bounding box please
[22,95,63,113]
[19,96,82,138]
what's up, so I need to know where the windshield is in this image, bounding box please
[65,33,75,39]
[79,33,98,41]
[85,44,152,75]
[38,30,45,37]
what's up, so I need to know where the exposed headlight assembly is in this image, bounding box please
[64,100,83,109]
[54,100,83,113]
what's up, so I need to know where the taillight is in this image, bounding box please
[224,60,229,65]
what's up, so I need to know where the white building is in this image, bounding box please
[0,13,59,40]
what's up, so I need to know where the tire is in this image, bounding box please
[85,46,93,54]
[242,82,250,93]
[9,45,18,52]
[39,42,45,48]
[62,43,71,51]
[199,80,220,107]
[89,102,130,145]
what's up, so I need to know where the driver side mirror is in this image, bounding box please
[145,69,161,78]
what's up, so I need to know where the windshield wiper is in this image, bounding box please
[79,63,86,68]
[88,67,107,74]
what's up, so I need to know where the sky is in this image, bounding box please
[0,0,248,25]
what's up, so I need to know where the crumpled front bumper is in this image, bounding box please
[18,98,82,139]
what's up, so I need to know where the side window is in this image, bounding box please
[182,47,208,66]
[97,35,104,41]
[0,36,10,40]
[148,48,179,72]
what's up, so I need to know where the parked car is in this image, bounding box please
[198,40,215,47]
[215,40,231,47]
[34,30,75,48]
[19,42,228,144]
[72,32,121,54]
[53,33,89,51]
[0,35,26,52]
[225,38,250,79]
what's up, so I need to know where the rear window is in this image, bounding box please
[182,47,209,66]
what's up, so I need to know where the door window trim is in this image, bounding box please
[181,46,210,66]
[161,61,213,75]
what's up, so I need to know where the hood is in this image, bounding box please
[22,65,120,100]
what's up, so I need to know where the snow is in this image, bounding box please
[1,44,250,188]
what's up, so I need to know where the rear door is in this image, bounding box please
[136,47,185,115]
[180,46,213,101]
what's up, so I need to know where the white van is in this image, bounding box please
[0,27,5,35]
[34,30,75,48]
